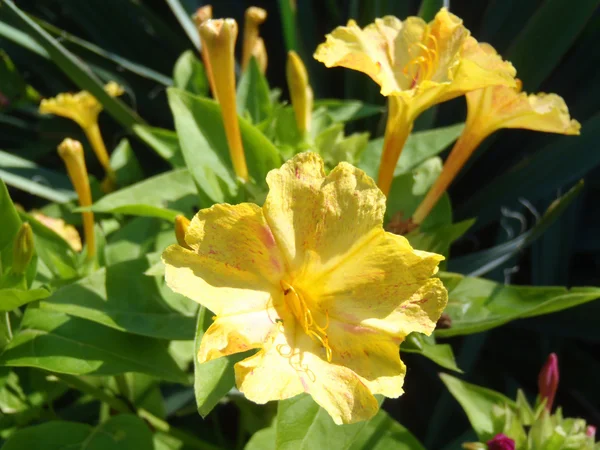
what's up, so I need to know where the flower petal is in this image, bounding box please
[235,320,380,424]
[263,152,386,277]
[313,17,403,95]
[307,232,446,337]
[162,203,285,315]
[198,306,280,362]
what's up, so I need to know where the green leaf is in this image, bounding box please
[506,0,599,90]
[450,181,584,276]
[133,125,185,168]
[313,99,384,123]
[436,271,600,337]
[402,334,462,373]
[419,0,445,21]
[164,0,201,50]
[168,88,281,202]
[173,50,209,97]
[110,138,143,187]
[2,414,153,450]
[359,123,464,180]
[0,180,22,272]
[407,219,475,257]
[0,150,76,203]
[194,306,247,418]
[2,0,144,130]
[0,287,50,311]
[89,168,198,221]
[237,57,273,124]
[349,409,426,450]
[0,305,187,383]
[0,50,39,107]
[246,426,276,450]
[106,217,162,265]
[38,256,196,340]
[440,373,517,442]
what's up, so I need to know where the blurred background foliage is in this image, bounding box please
[0,0,599,448]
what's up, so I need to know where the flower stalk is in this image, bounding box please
[286,51,313,136]
[199,19,249,182]
[58,138,95,260]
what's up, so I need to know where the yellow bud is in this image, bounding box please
[194,5,217,98]
[286,51,313,135]
[193,5,212,27]
[242,7,267,71]
[58,138,96,260]
[199,19,249,182]
[174,215,192,250]
[12,222,34,275]
[252,37,268,74]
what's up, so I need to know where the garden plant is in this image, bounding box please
[0,0,599,449]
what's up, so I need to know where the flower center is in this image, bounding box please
[403,33,439,88]
[280,280,332,362]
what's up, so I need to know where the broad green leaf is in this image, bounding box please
[194,306,248,417]
[106,217,162,265]
[246,426,276,450]
[440,373,517,442]
[419,0,445,21]
[110,138,143,187]
[0,287,50,311]
[237,57,272,124]
[402,334,462,373]
[459,114,600,228]
[38,257,196,340]
[0,180,22,272]
[89,168,197,221]
[450,181,583,277]
[0,305,187,383]
[173,50,209,97]
[0,150,76,203]
[386,157,452,230]
[2,0,144,130]
[168,88,281,200]
[407,219,475,257]
[436,272,600,337]
[133,125,185,168]
[359,123,464,180]
[2,414,153,450]
[349,409,426,450]
[313,99,384,123]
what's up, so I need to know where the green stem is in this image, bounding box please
[114,374,131,401]
[53,373,219,450]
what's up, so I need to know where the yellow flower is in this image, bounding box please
[162,152,447,424]
[412,81,581,224]
[314,8,516,196]
[31,211,82,252]
[286,51,313,135]
[39,82,124,192]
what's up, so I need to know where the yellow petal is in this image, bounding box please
[263,152,386,277]
[162,203,285,315]
[198,307,280,362]
[236,319,380,424]
[313,17,403,95]
[307,232,446,337]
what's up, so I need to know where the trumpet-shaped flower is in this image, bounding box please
[412,81,581,224]
[314,8,516,196]
[162,152,447,424]
[286,51,313,135]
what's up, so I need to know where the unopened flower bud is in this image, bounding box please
[586,425,596,438]
[242,7,267,71]
[538,353,559,411]
[486,434,515,450]
[175,215,191,250]
[194,5,216,97]
[286,51,313,135]
[12,222,34,274]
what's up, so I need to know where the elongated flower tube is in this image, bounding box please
[58,138,95,260]
[242,7,267,73]
[199,19,249,182]
[163,152,447,424]
[12,223,34,275]
[314,8,517,196]
[286,51,313,136]
[40,82,124,192]
[411,80,581,224]
[193,5,216,98]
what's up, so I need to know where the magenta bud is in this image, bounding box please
[586,425,596,438]
[487,434,515,450]
[538,353,559,411]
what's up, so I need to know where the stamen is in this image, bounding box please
[402,32,440,87]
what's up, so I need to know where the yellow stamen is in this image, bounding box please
[286,51,313,135]
[199,19,249,182]
[174,215,192,250]
[58,138,96,260]
[281,280,332,362]
[193,5,217,99]
[242,7,267,71]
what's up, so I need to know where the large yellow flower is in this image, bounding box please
[162,152,447,424]
[314,8,516,196]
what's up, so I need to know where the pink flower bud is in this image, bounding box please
[586,425,596,438]
[538,353,559,411]
[487,434,515,450]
